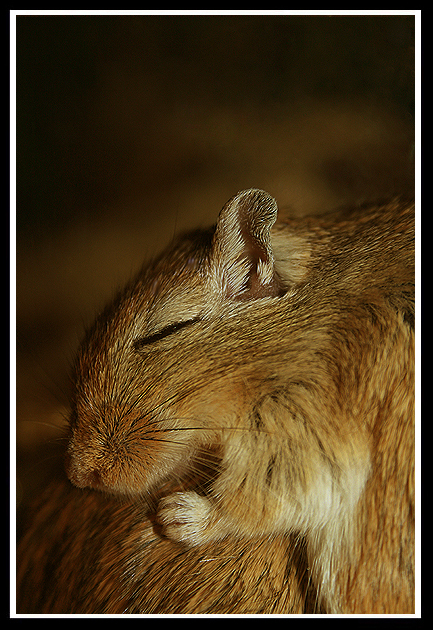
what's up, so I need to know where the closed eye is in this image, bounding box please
[133,317,200,350]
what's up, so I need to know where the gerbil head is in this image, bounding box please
[65,189,288,498]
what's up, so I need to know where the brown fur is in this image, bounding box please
[17,474,320,614]
[18,190,414,614]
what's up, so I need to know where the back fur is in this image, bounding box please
[17,475,319,614]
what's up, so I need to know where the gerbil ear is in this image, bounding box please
[210,189,283,301]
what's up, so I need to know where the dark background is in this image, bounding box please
[15,13,415,509]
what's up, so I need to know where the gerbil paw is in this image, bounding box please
[157,491,213,546]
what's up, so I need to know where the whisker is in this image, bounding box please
[18,419,68,432]
[135,437,188,446]
[127,419,278,438]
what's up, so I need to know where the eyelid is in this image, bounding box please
[133,317,200,350]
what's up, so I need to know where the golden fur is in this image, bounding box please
[17,475,319,614]
[20,190,414,614]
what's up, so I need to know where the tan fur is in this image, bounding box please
[63,190,414,613]
[17,475,319,614]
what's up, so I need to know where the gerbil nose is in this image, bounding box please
[65,452,103,490]
[75,468,102,489]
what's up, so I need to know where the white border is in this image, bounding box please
[10,9,421,619]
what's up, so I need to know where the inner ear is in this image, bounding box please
[211,189,284,301]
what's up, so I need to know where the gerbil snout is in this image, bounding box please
[64,424,140,494]
[64,451,104,490]
[65,411,192,497]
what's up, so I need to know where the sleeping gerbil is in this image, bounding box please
[64,189,414,613]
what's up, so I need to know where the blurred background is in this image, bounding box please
[15,13,415,514]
